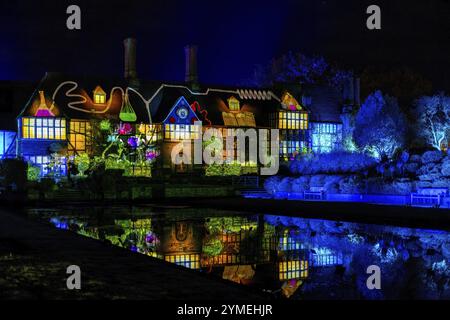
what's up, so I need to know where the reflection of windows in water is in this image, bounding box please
[165,254,200,269]
[310,248,343,266]
[278,235,304,251]
[278,260,308,280]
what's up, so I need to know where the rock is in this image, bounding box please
[421,150,444,164]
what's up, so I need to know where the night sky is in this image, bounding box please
[1,0,449,90]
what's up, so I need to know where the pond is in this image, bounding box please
[27,205,450,299]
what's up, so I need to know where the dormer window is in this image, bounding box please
[228,96,240,112]
[93,86,106,105]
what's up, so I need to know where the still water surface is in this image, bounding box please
[27,206,450,299]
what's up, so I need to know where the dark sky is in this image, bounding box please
[0,0,449,90]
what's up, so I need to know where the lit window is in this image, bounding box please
[69,121,92,155]
[165,254,200,269]
[278,111,308,129]
[311,122,343,153]
[138,124,162,142]
[164,124,199,140]
[93,86,107,105]
[227,96,240,112]
[22,117,66,140]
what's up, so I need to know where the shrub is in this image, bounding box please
[404,162,420,175]
[310,174,326,187]
[27,165,41,181]
[421,150,443,164]
[264,176,283,194]
[291,176,309,193]
[290,152,377,175]
[339,175,365,193]
[74,153,90,176]
[441,158,450,176]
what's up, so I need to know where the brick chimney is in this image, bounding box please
[184,45,199,88]
[124,38,139,86]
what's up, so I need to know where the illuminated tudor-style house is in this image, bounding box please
[11,39,359,177]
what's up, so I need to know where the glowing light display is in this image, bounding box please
[119,93,137,122]
[35,91,55,117]
[281,92,302,111]
[227,96,240,111]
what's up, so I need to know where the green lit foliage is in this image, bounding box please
[205,162,242,176]
[27,165,40,181]
[203,238,223,257]
[74,153,90,176]
[206,217,249,234]
[100,119,112,131]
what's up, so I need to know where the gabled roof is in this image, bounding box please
[17,73,345,127]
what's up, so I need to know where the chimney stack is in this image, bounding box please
[184,45,199,88]
[124,38,138,82]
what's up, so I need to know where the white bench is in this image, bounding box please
[410,187,448,206]
[304,187,326,200]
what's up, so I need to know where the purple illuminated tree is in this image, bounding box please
[414,93,450,150]
[354,91,407,159]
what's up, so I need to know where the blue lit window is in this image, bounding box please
[24,155,67,177]
[311,122,342,153]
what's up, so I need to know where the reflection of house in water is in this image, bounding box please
[310,247,344,267]
[202,216,267,267]
[154,219,204,269]
[273,229,309,281]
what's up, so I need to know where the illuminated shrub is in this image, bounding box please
[421,150,443,164]
[291,176,309,193]
[27,165,41,181]
[74,153,90,176]
[441,158,450,176]
[205,162,241,176]
[264,176,283,194]
[290,152,377,174]
[404,162,420,175]
[203,238,223,257]
[338,175,365,194]
[310,174,326,187]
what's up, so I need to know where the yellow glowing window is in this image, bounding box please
[228,96,240,112]
[164,254,200,269]
[94,94,106,104]
[93,86,107,105]
[69,120,92,154]
[22,117,66,140]
[138,124,162,142]
[278,111,308,129]
[164,124,199,140]
[279,260,308,280]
